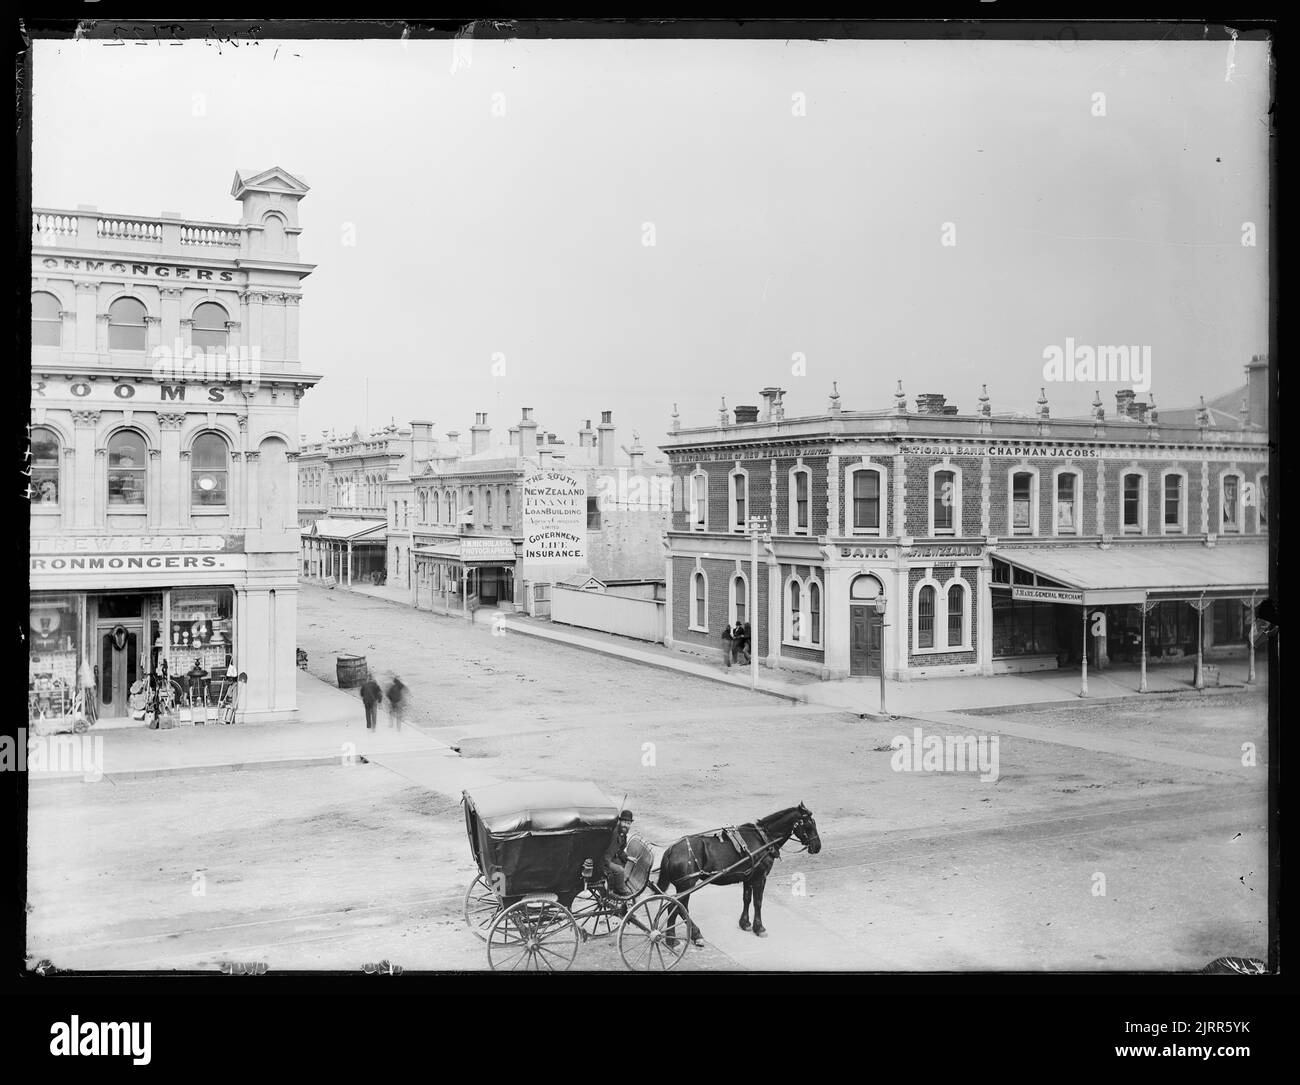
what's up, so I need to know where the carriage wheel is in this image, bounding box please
[571,888,621,940]
[463,874,500,941]
[617,894,690,971]
[487,900,580,972]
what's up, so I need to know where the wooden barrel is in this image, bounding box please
[336,654,369,688]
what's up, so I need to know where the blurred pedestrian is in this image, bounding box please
[737,620,752,665]
[385,675,408,729]
[721,623,734,668]
[359,675,383,731]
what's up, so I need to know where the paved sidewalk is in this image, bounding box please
[501,613,1268,716]
[29,671,498,798]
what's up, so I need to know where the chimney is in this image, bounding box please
[538,446,553,468]
[597,410,615,467]
[508,426,519,448]
[446,430,460,447]
[915,393,947,415]
[409,419,434,468]
[1245,354,1268,427]
[518,407,538,456]
[734,405,760,424]
[759,386,784,422]
[470,412,491,455]
[1132,400,1149,423]
[547,432,561,444]
[1115,389,1136,418]
[578,419,595,448]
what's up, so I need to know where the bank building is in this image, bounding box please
[661,374,1270,687]
[29,167,318,726]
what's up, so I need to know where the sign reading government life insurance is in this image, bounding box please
[522,471,587,567]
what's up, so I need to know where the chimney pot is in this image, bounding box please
[734,405,760,424]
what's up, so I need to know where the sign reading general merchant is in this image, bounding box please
[521,470,587,566]
[1011,587,1084,604]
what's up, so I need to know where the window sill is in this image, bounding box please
[107,506,147,515]
[689,625,709,634]
[782,638,823,650]
[31,505,61,514]
[191,508,228,515]
[912,644,972,655]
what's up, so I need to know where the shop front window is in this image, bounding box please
[31,426,60,504]
[992,594,1061,658]
[168,588,235,697]
[108,430,147,506]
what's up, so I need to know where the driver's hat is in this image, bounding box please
[620,810,634,821]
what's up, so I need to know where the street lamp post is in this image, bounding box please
[873,593,888,717]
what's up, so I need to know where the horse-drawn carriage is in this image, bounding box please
[461,780,821,971]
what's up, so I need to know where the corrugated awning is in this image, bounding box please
[995,543,1268,605]
[301,518,387,542]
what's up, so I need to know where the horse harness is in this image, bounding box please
[685,822,782,882]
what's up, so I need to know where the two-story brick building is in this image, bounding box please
[662,375,1270,685]
[29,167,319,724]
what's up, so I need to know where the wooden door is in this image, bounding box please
[850,605,882,677]
[98,622,141,717]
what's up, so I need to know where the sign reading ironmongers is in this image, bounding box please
[1011,586,1084,604]
[522,470,587,567]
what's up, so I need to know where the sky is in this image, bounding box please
[31,34,1271,453]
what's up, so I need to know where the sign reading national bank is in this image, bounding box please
[521,470,587,567]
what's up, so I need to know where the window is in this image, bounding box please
[107,430,147,506]
[1055,471,1079,534]
[790,468,810,534]
[191,302,229,352]
[586,495,602,530]
[730,573,747,626]
[1011,471,1034,534]
[788,580,802,640]
[108,298,147,351]
[1222,474,1241,532]
[917,585,936,648]
[809,582,821,645]
[191,433,228,507]
[32,292,61,347]
[691,473,707,531]
[932,470,956,534]
[31,426,59,504]
[1122,472,1144,533]
[419,492,428,523]
[730,468,748,532]
[852,469,881,532]
[1163,473,1184,533]
[947,583,965,647]
[690,570,707,630]
[503,488,511,529]
[1257,475,1268,530]
[484,489,493,528]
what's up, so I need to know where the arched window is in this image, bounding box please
[419,491,428,523]
[107,430,147,506]
[1010,470,1036,535]
[503,488,512,529]
[691,471,708,531]
[1257,474,1268,531]
[262,213,286,253]
[1054,469,1081,534]
[1162,471,1186,534]
[690,570,708,631]
[809,581,821,645]
[947,582,966,647]
[108,297,147,351]
[729,467,748,532]
[191,302,229,351]
[485,489,493,528]
[789,467,811,534]
[932,470,956,534]
[788,579,802,640]
[730,573,748,626]
[1221,472,1243,532]
[850,468,881,533]
[191,433,228,507]
[31,426,60,504]
[917,585,936,648]
[32,292,62,347]
[1121,472,1146,534]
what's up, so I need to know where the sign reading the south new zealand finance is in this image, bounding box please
[522,470,587,567]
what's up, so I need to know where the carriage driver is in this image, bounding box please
[603,810,635,900]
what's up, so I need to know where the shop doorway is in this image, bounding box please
[97,621,142,718]
[849,605,882,677]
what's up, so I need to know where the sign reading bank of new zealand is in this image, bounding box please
[522,471,587,567]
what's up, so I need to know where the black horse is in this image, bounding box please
[655,804,820,945]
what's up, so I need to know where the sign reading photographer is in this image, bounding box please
[522,470,587,567]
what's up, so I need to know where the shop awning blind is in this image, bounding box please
[994,543,1268,605]
[302,518,388,542]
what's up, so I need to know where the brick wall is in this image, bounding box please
[672,555,770,656]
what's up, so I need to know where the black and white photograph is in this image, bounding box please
[18,16,1277,1019]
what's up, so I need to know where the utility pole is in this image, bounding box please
[747,515,768,690]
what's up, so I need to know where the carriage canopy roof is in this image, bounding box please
[464,780,621,837]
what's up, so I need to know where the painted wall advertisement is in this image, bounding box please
[522,470,587,567]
